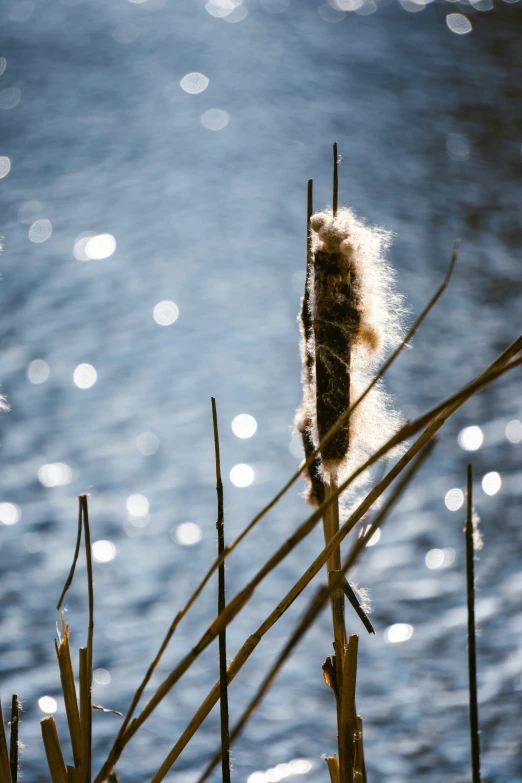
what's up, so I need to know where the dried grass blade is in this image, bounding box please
[466,464,481,783]
[55,622,82,767]
[41,716,68,783]
[9,694,19,783]
[0,698,13,783]
[79,648,91,783]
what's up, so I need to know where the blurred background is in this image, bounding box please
[0,0,521,781]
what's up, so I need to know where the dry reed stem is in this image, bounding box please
[67,766,82,783]
[323,479,347,704]
[10,694,19,783]
[57,501,83,611]
[0,698,13,783]
[79,648,90,783]
[95,258,461,778]
[211,397,231,783]
[41,716,68,783]
[96,343,520,781]
[466,464,481,783]
[325,754,340,783]
[332,142,339,217]
[338,635,358,783]
[354,716,366,783]
[194,443,432,783]
[55,620,82,768]
[81,495,94,783]
[133,353,520,782]
[339,577,374,635]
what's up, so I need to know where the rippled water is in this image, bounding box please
[0,1,521,781]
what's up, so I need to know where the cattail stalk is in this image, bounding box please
[338,635,358,783]
[9,694,19,783]
[0,698,12,783]
[465,464,481,783]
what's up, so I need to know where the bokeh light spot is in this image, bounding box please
[38,463,72,488]
[127,493,149,517]
[93,668,111,685]
[444,488,464,511]
[153,300,179,325]
[38,696,57,714]
[446,13,472,34]
[29,219,52,243]
[136,432,160,455]
[92,540,116,563]
[458,425,483,451]
[232,414,257,439]
[27,359,50,384]
[84,233,116,260]
[180,72,209,94]
[384,623,414,643]
[481,471,501,496]
[506,419,522,444]
[0,156,10,178]
[73,364,97,389]
[174,522,202,546]
[0,502,21,525]
[230,463,254,487]
[201,109,230,131]
[0,87,21,109]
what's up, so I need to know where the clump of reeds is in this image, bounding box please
[2,146,521,783]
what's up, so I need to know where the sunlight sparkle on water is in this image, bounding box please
[384,623,414,643]
[482,471,501,496]
[247,759,312,783]
[232,414,257,439]
[127,493,149,516]
[153,301,179,325]
[38,696,57,714]
[92,540,116,563]
[93,668,111,685]
[458,425,483,451]
[506,419,522,444]
[0,157,10,178]
[446,13,472,34]
[174,522,202,546]
[136,432,160,455]
[426,548,455,569]
[445,488,464,511]
[27,359,50,384]
[180,73,209,94]
[74,363,97,389]
[230,463,254,487]
[0,503,20,525]
[29,219,52,243]
[205,0,243,17]
[38,463,72,487]
[0,87,21,109]
[201,109,230,131]
[0,58,6,76]
[84,233,116,260]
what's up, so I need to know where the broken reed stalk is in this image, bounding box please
[95,252,462,774]
[138,355,521,783]
[211,397,231,783]
[195,441,433,783]
[0,698,12,783]
[466,464,481,783]
[338,635,358,783]
[10,694,19,783]
[55,621,82,768]
[94,343,522,782]
[41,716,68,783]
[325,754,340,783]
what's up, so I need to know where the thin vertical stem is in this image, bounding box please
[466,464,481,783]
[9,695,19,783]
[81,494,94,783]
[212,398,230,783]
[332,142,338,217]
[0,698,12,783]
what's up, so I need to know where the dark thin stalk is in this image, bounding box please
[9,695,19,783]
[81,495,94,783]
[333,142,338,216]
[56,502,83,611]
[338,576,374,635]
[211,398,230,783]
[466,464,481,783]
